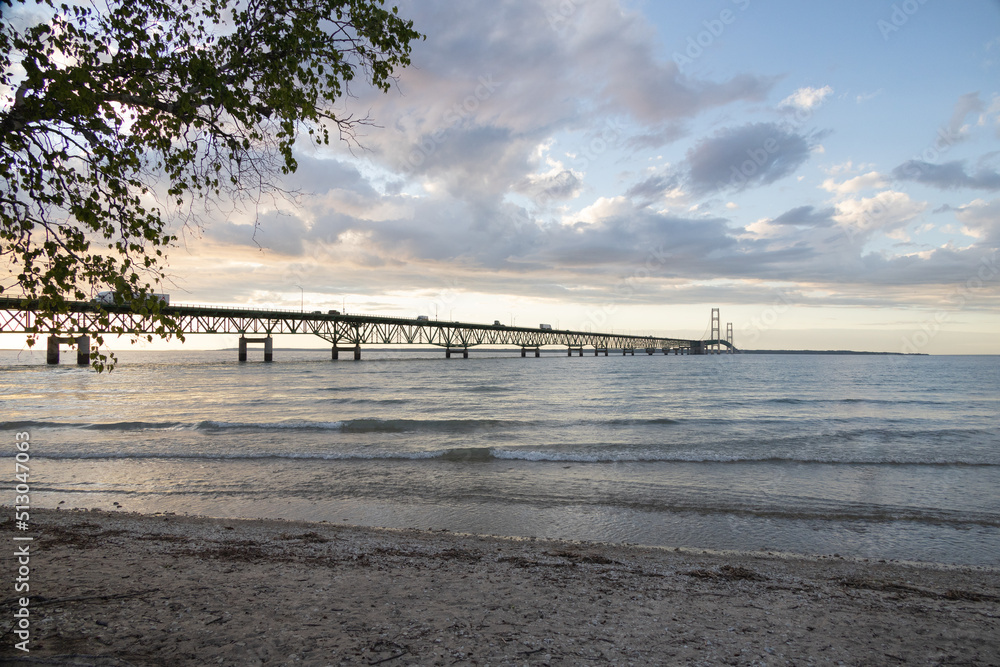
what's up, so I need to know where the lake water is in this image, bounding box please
[3,348,998,566]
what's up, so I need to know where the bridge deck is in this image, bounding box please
[0,297,736,355]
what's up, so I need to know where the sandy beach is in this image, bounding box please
[2,507,998,666]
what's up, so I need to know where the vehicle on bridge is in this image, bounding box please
[539,323,552,330]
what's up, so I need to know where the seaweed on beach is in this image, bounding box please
[545,549,620,565]
[942,588,998,601]
[498,555,573,569]
[683,565,767,581]
[435,548,482,563]
[838,577,1000,601]
[278,531,330,543]
[135,532,192,543]
[169,538,283,564]
[38,524,130,549]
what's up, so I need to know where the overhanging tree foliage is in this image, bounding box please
[0,0,420,368]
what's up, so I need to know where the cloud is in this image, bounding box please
[779,85,833,112]
[517,160,584,206]
[770,205,836,227]
[348,0,776,203]
[543,203,737,274]
[988,94,1000,137]
[820,171,889,195]
[284,155,375,199]
[953,198,1000,241]
[205,212,311,257]
[855,89,883,104]
[948,92,986,139]
[891,160,1000,191]
[626,123,689,151]
[625,173,680,205]
[160,0,1000,322]
[833,191,927,235]
[685,123,814,194]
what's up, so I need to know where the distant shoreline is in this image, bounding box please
[739,349,928,355]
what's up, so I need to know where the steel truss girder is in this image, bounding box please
[0,298,733,351]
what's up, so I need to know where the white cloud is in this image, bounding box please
[744,218,784,238]
[953,198,1000,240]
[833,191,927,234]
[822,160,874,176]
[570,196,631,226]
[855,89,883,104]
[518,158,584,204]
[820,171,889,195]
[779,85,833,111]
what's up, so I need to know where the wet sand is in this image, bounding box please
[2,507,998,665]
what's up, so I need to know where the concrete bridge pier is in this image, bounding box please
[239,336,273,362]
[46,335,90,365]
[330,344,362,360]
[594,348,608,356]
[646,347,656,355]
[623,348,635,356]
[445,347,468,359]
[330,345,360,360]
[521,347,541,358]
[567,347,583,356]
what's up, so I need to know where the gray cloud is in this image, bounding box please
[891,160,1000,191]
[284,155,374,198]
[206,212,310,257]
[947,92,986,138]
[685,123,813,194]
[770,206,836,227]
[626,123,689,151]
[626,174,679,205]
[539,209,737,274]
[516,169,583,204]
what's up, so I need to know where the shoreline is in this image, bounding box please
[3,508,999,665]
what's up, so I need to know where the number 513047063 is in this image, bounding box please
[14,432,30,520]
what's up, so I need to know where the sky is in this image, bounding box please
[9,0,1000,353]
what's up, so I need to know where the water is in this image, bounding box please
[3,348,998,566]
